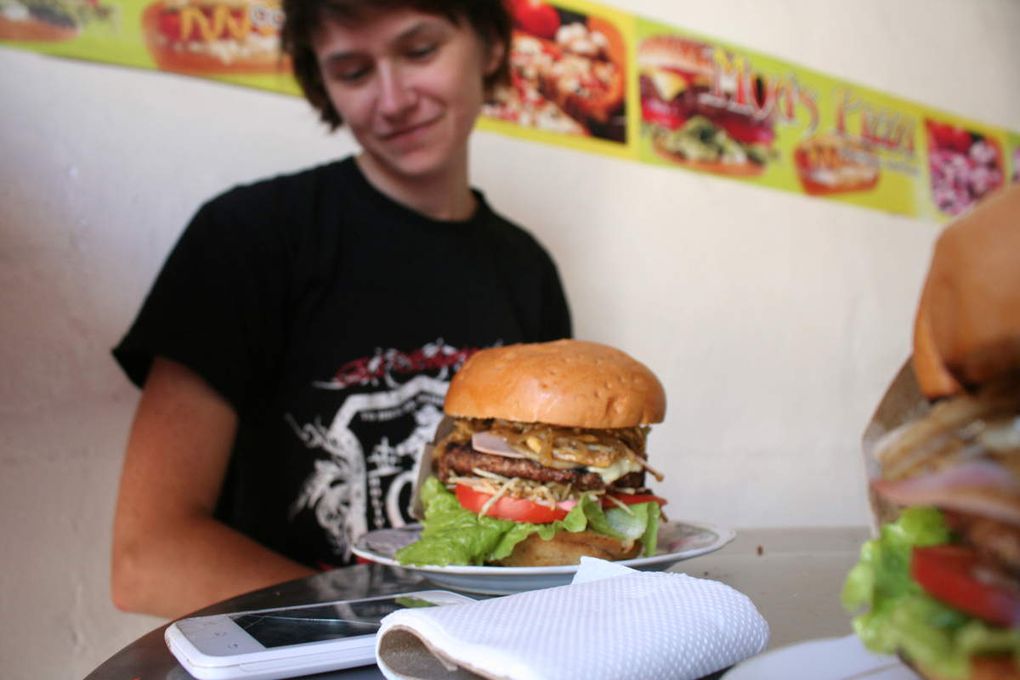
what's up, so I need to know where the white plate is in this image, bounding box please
[722,634,918,680]
[352,520,735,595]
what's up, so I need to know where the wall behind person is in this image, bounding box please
[1,0,1018,677]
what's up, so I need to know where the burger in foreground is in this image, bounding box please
[844,374,1020,679]
[396,339,667,568]
[844,186,1020,680]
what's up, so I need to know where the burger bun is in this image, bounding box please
[444,339,666,429]
[637,34,713,76]
[651,137,766,177]
[909,655,1020,680]
[493,530,642,567]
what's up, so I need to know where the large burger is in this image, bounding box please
[638,35,774,176]
[396,339,667,568]
[844,188,1020,680]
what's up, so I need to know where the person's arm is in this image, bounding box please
[111,357,315,619]
[913,184,1020,398]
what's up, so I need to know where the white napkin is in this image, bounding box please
[375,558,769,680]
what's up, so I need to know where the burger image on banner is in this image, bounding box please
[396,340,668,567]
[142,0,288,75]
[638,34,775,176]
[0,0,113,42]
[844,189,1020,679]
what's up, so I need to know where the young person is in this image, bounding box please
[110,0,571,618]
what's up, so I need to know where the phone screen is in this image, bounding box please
[228,596,438,648]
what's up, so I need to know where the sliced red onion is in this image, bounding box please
[874,461,1020,525]
[471,431,529,459]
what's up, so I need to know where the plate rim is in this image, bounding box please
[352,519,736,576]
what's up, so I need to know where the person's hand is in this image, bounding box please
[913,183,1020,399]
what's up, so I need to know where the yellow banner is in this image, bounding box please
[3,0,1017,221]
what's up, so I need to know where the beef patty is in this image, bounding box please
[435,442,645,491]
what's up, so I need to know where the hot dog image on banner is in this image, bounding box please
[141,0,288,75]
[0,0,116,41]
[792,133,880,197]
[483,0,629,144]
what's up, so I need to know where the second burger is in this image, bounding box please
[396,339,668,567]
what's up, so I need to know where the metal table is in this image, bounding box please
[84,526,871,679]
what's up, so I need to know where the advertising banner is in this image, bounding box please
[2,0,1016,221]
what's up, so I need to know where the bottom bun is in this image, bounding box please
[651,137,766,177]
[904,653,1020,680]
[493,531,642,567]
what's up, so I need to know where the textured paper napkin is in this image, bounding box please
[376,558,769,680]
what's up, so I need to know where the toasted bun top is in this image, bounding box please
[637,35,713,74]
[444,340,666,428]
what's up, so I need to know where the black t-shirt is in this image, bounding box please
[113,157,571,568]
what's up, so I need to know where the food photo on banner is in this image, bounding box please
[0,0,1017,214]
[0,0,299,92]
[924,116,1007,217]
[633,14,939,219]
[0,0,118,41]
[1011,132,1020,184]
[479,0,636,156]
[139,0,290,77]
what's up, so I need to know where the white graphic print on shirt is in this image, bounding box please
[285,339,482,562]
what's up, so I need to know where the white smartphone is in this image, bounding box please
[165,590,474,680]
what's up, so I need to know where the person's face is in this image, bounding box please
[312,8,502,181]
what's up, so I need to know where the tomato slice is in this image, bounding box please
[602,493,668,508]
[454,484,568,524]
[911,545,1020,627]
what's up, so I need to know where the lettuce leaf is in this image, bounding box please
[395,477,660,566]
[842,506,1020,679]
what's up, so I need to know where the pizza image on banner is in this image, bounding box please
[484,0,628,143]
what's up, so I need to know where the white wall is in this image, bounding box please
[2,0,1018,677]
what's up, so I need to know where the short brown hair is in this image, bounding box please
[281,0,512,130]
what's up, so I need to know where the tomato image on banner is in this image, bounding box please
[484,0,629,143]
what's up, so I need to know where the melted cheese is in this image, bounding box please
[649,69,688,101]
[587,456,643,485]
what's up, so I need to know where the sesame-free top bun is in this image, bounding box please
[444,339,666,429]
[636,34,713,75]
